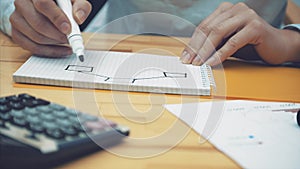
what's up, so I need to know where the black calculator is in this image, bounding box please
[0,94,129,169]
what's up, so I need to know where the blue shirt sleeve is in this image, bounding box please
[0,0,15,36]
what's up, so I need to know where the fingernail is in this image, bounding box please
[192,56,201,65]
[76,10,86,24]
[204,57,216,66]
[60,22,70,34]
[180,51,186,61]
[181,51,191,64]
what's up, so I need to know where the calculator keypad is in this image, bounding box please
[0,94,129,153]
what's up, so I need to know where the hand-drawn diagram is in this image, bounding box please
[65,65,187,84]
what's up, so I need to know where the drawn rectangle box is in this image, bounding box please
[65,65,93,73]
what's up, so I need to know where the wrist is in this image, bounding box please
[259,27,300,65]
[280,28,300,63]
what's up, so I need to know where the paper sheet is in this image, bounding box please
[164,100,300,169]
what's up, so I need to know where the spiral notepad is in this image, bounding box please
[13,51,215,95]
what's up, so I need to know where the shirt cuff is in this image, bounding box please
[283,24,300,33]
[0,1,14,36]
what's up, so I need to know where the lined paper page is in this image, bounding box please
[13,50,213,95]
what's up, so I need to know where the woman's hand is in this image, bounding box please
[181,2,300,66]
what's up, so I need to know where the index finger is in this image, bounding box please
[14,0,68,42]
[32,0,71,34]
[181,2,234,64]
[205,24,260,66]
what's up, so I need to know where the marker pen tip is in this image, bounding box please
[79,55,84,62]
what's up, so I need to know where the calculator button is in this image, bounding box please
[39,112,55,122]
[36,105,52,113]
[42,121,59,131]
[0,113,12,121]
[0,98,9,105]
[0,105,11,113]
[8,102,25,110]
[56,119,72,127]
[52,110,68,118]
[24,108,39,116]
[29,99,42,107]
[61,127,78,136]
[10,110,26,119]
[46,129,65,139]
[12,117,29,127]
[21,99,38,108]
[6,95,21,102]
[49,103,66,111]
[26,115,41,124]
[29,123,45,133]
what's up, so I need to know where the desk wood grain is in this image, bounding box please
[1,30,300,169]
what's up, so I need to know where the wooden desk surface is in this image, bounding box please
[1,31,300,169]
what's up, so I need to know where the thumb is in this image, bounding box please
[72,0,92,24]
